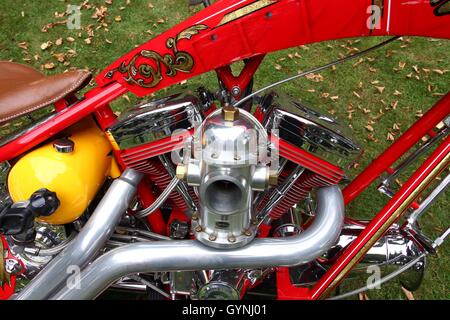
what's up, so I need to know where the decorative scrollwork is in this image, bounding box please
[105,24,208,88]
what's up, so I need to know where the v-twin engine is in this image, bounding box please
[9,91,427,300]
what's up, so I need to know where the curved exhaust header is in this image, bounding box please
[52,185,344,300]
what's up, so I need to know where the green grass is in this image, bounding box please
[0,0,449,300]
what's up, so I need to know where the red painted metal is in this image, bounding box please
[94,104,118,130]
[310,134,450,300]
[278,139,344,184]
[343,93,450,205]
[0,0,448,301]
[97,0,450,97]
[216,55,265,98]
[276,266,310,299]
[53,99,68,112]
[119,130,193,171]
[137,179,166,235]
[0,236,17,300]
[0,82,127,163]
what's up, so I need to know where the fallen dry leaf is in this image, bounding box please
[359,292,370,300]
[367,134,378,142]
[432,69,448,75]
[387,132,395,141]
[352,91,361,99]
[330,96,339,101]
[40,41,52,50]
[391,100,399,109]
[352,58,364,68]
[43,62,55,70]
[18,42,29,50]
[375,86,385,94]
[52,53,65,63]
[41,20,67,33]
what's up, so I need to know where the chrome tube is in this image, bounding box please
[134,176,179,219]
[15,169,143,300]
[159,154,197,212]
[52,185,344,300]
[407,172,450,225]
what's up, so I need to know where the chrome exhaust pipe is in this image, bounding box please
[51,185,344,300]
[14,169,143,300]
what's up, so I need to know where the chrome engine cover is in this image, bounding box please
[107,93,203,150]
[262,92,362,169]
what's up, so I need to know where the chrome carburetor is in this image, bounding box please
[177,106,275,249]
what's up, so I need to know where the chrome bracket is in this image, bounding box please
[378,125,449,198]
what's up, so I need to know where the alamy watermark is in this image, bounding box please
[367,5,382,30]
[366,265,382,290]
[169,125,280,172]
[66,265,81,290]
[67,5,81,30]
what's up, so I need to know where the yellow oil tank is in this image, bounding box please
[8,117,120,225]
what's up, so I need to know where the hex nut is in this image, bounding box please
[222,105,240,122]
[268,170,278,186]
[176,164,187,181]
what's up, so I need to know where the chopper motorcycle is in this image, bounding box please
[0,0,449,300]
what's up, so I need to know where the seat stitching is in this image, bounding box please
[0,71,92,123]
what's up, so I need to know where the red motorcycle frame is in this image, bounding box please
[0,0,449,299]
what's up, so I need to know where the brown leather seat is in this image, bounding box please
[0,61,92,123]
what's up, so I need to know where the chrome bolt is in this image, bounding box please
[208,234,217,241]
[228,235,236,243]
[222,105,240,122]
[53,138,75,153]
[192,211,199,221]
[5,259,22,275]
[244,229,252,237]
[195,225,203,233]
[231,86,241,96]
